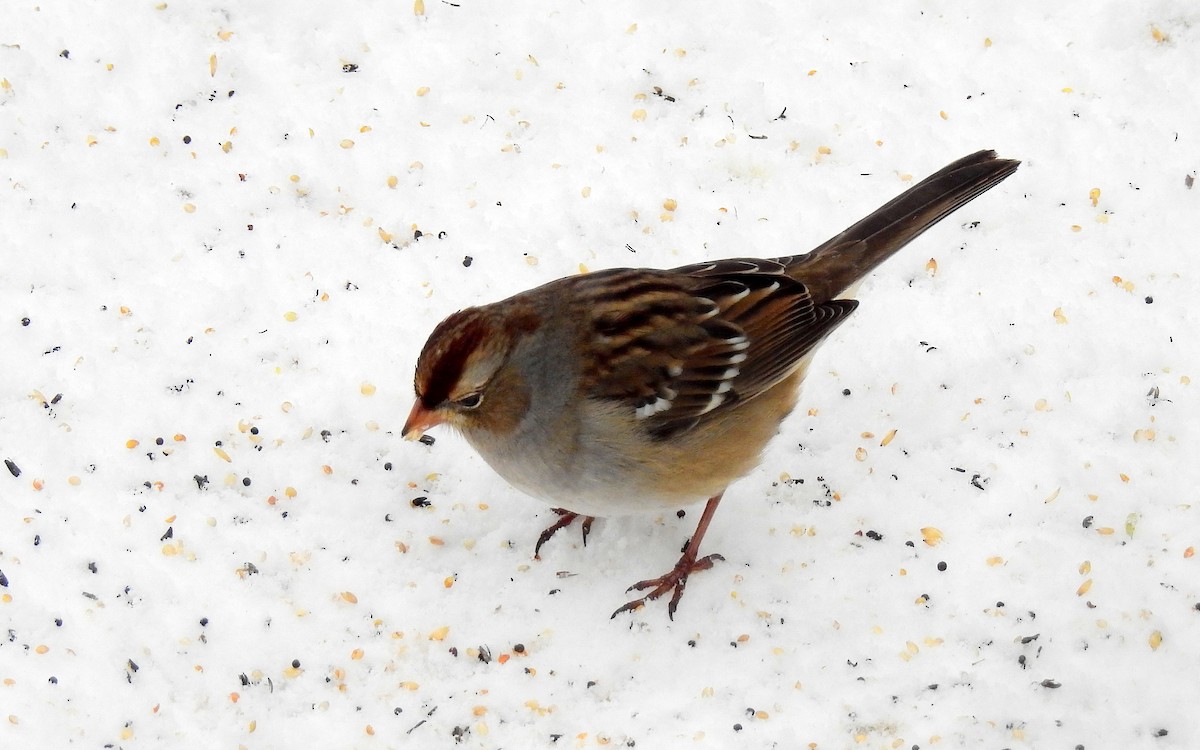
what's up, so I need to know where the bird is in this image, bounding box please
[402,149,1020,619]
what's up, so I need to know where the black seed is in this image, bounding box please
[21,317,31,326]
[1082,515,1093,528]
[842,388,851,396]
[49,676,57,684]
[199,617,208,626]
[59,49,70,58]
[733,724,743,732]
[87,562,98,574]
[54,618,62,626]
[183,135,191,144]
[1145,296,1153,304]
[586,680,596,688]
[155,437,164,446]
[676,509,686,518]
[242,477,251,487]
[0,569,7,586]
[4,459,19,477]
[394,707,403,715]
[513,643,525,653]
[384,462,393,471]
[418,434,436,446]
[1040,678,1061,689]
[463,256,473,267]
[250,426,259,435]
[291,659,300,668]
[411,497,431,508]
[937,561,947,571]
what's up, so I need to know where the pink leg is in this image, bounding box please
[534,508,596,558]
[611,493,725,620]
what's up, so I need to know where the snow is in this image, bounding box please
[2,1,1197,748]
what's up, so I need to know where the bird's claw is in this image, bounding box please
[610,552,725,620]
[534,508,595,558]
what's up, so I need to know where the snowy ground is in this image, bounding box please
[2,1,1198,748]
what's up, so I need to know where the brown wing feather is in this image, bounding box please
[578,262,857,440]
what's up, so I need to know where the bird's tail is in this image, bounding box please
[779,150,1020,303]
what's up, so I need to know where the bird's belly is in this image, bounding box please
[472,438,711,517]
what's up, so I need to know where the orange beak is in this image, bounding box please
[402,400,445,441]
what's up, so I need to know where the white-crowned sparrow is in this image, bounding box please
[403,150,1020,618]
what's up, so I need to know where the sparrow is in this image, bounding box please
[402,150,1019,618]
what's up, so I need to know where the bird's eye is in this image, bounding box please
[455,393,483,410]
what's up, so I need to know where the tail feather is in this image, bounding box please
[779,150,1020,303]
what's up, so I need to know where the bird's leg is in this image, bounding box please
[611,493,725,620]
[534,508,595,558]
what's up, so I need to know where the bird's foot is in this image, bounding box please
[533,508,595,558]
[611,550,725,620]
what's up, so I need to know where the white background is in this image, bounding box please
[2,1,1197,748]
